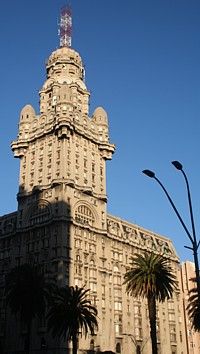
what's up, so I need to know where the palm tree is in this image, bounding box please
[5,263,54,354]
[47,285,98,354]
[123,252,178,354]
[187,284,200,331]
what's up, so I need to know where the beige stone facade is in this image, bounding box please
[0,30,197,354]
[181,262,200,354]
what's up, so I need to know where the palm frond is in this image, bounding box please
[124,252,178,301]
[47,285,98,341]
[187,286,200,331]
[5,264,55,326]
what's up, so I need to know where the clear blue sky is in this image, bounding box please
[1,0,200,262]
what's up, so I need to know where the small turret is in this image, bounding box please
[92,107,108,125]
[18,104,36,140]
[11,104,35,158]
[19,104,35,122]
[92,106,115,159]
[92,107,109,142]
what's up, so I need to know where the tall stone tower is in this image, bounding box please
[11,6,115,283]
[1,5,188,354]
[7,6,116,351]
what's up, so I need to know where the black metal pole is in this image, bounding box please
[153,176,193,244]
[173,164,200,311]
[143,166,200,310]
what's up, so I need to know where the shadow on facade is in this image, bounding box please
[0,183,116,354]
[0,184,72,353]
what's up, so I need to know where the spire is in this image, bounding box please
[58,4,72,48]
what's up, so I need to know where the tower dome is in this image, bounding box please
[92,107,108,126]
[45,47,85,86]
[20,104,36,122]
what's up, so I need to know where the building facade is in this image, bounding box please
[181,262,200,354]
[0,7,195,354]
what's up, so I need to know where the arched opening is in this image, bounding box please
[75,205,95,226]
[29,203,50,226]
[136,345,141,354]
[89,339,95,354]
[116,342,121,354]
[90,339,94,350]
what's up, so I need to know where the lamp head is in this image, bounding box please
[172,161,183,170]
[142,170,155,178]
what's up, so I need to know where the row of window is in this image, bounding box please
[22,163,103,188]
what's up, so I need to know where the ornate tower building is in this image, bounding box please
[0,5,190,354]
[11,4,115,286]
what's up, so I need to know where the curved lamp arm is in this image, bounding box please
[143,170,193,244]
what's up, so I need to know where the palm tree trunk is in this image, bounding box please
[147,295,158,354]
[25,321,31,354]
[72,334,78,354]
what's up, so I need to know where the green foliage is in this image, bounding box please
[5,264,54,326]
[5,263,55,354]
[124,252,178,354]
[47,285,98,341]
[187,286,200,331]
[124,251,178,300]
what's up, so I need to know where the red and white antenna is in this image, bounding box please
[59,4,72,48]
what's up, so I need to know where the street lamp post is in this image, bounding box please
[123,333,150,353]
[142,162,200,309]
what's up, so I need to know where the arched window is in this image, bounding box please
[33,120,37,129]
[116,342,121,353]
[90,339,94,350]
[136,345,141,354]
[75,205,95,226]
[114,265,119,273]
[29,203,50,225]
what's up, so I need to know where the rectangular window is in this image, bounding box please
[90,282,97,292]
[135,327,142,337]
[134,306,141,315]
[170,333,176,342]
[102,285,105,295]
[114,275,121,285]
[114,289,122,297]
[169,313,175,321]
[168,302,174,310]
[114,302,122,311]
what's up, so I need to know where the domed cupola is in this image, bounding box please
[20,104,36,123]
[92,107,108,126]
[46,47,85,83]
[18,104,36,140]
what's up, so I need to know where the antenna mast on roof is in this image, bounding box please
[59,4,72,48]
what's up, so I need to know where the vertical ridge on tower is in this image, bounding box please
[59,4,72,48]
